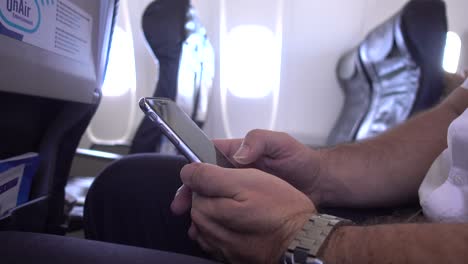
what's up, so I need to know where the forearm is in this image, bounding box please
[322,223,468,263]
[318,87,468,208]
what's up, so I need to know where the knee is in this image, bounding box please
[85,153,188,208]
[87,154,187,202]
[83,154,188,238]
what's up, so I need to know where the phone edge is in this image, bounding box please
[138,97,202,164]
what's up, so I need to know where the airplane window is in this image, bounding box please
[221,25,281,99]
[443,31,462,74]
[102,26,137,97]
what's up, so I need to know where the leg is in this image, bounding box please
[84,154,208,259]
[0,231,217,264]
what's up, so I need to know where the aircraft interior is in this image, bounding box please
[0,0,467,263]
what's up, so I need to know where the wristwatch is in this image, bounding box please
[282,214,353,264]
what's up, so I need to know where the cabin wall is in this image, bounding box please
[198,0,468,145]
[81,0,468,148]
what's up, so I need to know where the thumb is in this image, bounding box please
[232,129,272,165]
[233,129,295,165]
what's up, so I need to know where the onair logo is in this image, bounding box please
[7,0,32,17]
[0,0,41,33]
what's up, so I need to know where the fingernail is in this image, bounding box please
[233,144,250,162]
[175,186,183,194]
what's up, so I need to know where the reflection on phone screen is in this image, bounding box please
[144,98,235,168]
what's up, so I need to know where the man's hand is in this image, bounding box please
[171,130,324,216]
[444,70,468,94]
[214,130,324,204]
[178,163,316,264]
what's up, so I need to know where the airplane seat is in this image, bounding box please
[130,0,215,154]
[63,0,216,232]
[328,0,447,145]
[129,0,189,154]
[0,92,100,234]
[0,0,118,234]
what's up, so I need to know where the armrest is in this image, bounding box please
[75,148,123,161]
[70,149,123,178]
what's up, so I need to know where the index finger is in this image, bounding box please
[181,163,244,200]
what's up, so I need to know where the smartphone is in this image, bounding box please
[139,97,236,168]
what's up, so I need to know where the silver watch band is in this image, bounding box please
[283,214,352,264]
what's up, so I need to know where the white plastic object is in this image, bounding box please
[462,78,468,89]
[419,109,468,223]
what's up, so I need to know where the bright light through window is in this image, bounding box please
[443,31,462,74]
[102,26,136,97]
[223,25,279,98]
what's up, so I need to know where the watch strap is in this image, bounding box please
[283,214,353,264]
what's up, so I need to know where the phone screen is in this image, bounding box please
[142,98,235,168]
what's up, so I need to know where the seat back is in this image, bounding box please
[130,0,215,154]
[328,0,447,145]
[0,0,118,234]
